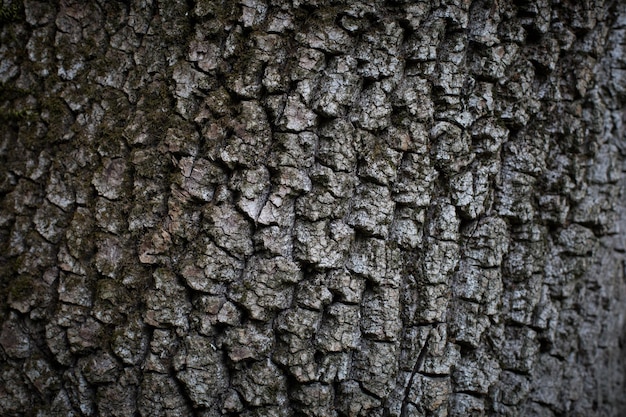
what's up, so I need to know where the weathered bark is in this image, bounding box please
[1,0,626,415]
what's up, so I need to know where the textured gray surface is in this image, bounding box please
[1,0,626,415]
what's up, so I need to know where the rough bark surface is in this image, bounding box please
[1,0,626,416]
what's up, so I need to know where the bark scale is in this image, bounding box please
[1,0,626,416]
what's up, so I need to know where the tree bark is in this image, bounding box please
[1,0,626,416]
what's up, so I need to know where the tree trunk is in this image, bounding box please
[1,0,626,416]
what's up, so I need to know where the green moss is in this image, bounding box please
[8,275,33,302]
[0,83,30,100]
[138,82,176,140]
[0,83,33,123]
[0,3,20,24]
[0,108,30,122]
[37,96,73,148]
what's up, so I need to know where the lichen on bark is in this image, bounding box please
[1,0,626,416]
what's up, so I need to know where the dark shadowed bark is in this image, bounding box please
[1,0,626,416]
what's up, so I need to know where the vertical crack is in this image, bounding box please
[400,332,431,417]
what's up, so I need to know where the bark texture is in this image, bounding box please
[2,0,626,416]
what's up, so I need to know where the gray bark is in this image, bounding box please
[1,0,626,416]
